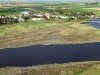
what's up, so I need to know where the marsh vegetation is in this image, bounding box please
[0,61,100,75]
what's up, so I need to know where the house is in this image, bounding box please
[32,18,44,21]
[44,13,51,19]
[21,11,30,16]
[59,15,69,20]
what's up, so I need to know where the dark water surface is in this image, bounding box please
[82,18,100,29]
[0,42,100,67]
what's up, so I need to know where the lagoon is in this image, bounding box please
[82,18,100,29]
[0,42,100,67]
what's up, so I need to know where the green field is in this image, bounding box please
[1,2,100,15]
[0,6,27,15]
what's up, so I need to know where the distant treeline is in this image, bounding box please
[54,7,95,16]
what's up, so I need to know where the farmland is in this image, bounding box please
[0,2,100,15]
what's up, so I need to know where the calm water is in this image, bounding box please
[0,42,100,67]
[82,18,100,29]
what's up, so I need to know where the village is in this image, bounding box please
[0,9,96,25]
[0,1,99,25]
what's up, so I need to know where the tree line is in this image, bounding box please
[51,7,96,20]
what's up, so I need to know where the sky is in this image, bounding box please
[0,0,99,1]
[0,0,99,2]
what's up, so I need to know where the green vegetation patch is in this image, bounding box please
[78,64,100,75]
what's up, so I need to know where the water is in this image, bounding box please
[0,42,100,67]
[82,18,100,29]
